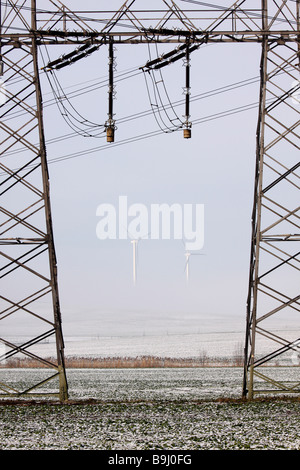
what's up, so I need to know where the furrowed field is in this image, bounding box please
[0,367,299,450]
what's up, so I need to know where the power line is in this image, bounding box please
[1,71,261,161]
[0,97,262,177]
[47,99,261,164]
[143,42,184,133]
[1,56,143,125]
[40,45,106,138]
[180,0,299,24]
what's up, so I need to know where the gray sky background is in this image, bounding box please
[36,1,263,338]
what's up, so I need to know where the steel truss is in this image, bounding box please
[0,1,68,401]
[0,0,299,401]
[243,1,300,398]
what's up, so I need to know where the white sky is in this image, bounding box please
[37,4,262,338]
[4,0,295,340]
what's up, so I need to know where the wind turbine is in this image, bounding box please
[184,250,191,284]
[131,238,139,286]
[129,231,149,286]
[183,241,205,284]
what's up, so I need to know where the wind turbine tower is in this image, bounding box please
[131,239,138,286]
[185,250,191,284]
[184,243,205,285]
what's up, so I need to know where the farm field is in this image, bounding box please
[0,367,299,451]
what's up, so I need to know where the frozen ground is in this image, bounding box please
[0,367,246,401]
[0,367,299,450]
[1,327,299,451]
[0,399,299,450]
[64,366,300,401]
[4,331,245,359]
[7,329,299,365]
[62,332,244,361]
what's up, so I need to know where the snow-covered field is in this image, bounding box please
[0,398,299,450]
[63,366,300,401]
[0,367,299,450]
[1,330,299,450]
[63,331,244,359]
[8,329,299,365]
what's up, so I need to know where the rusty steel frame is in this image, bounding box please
[0,0,299,401]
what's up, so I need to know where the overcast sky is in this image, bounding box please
[34,4,264,338]
[2,1,272,339]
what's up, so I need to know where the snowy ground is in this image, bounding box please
[7,329,299,365]
[1,329,299,451]
[0,368,299,450]
[62,331,244,359]
[0,367,247,401]
[0,400,299,450]
[66,366,300,401]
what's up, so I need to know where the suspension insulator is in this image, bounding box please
[183,128,191,139]
[106,126,115,143]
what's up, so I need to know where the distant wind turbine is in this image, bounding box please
[131,238,139,286]
[184,250,191,284]
[128,231,149,286]
[183,241,205,284]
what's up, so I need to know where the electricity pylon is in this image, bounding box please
[243,1,300,399]
[0,0,299,401]
[0,1,68,401]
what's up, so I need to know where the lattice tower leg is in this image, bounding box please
[0,1,68,401]
[243,0,300,399]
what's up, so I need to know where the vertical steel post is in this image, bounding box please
[0,0,68,401]
[243,1,268,399]
[31,0,68,402]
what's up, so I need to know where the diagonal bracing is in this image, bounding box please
[243,0,300,398]
[0,1,68,401]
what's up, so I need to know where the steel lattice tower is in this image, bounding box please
[243,0,300,398]
[0,0,299,401]
[0,1,68,401]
